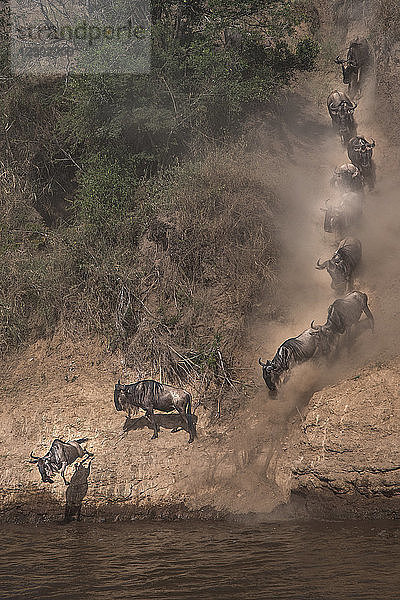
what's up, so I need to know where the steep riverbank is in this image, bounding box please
[2,0,400,523]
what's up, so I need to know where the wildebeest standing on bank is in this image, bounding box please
[335,37,370,98]
[327,90,357,144]
[311,291,374,339]
[322,192,363,238]
[114,380,196,443]
[29,438,93,485]
[347,136,376,190]
[259,327,330,395]
[316,237,362,294]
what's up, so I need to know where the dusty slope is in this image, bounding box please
[0,89,349,523]
[0,86,386,523]
[2,0,400,522]
[266,0,400,518]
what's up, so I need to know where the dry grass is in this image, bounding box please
[0,149,280,403]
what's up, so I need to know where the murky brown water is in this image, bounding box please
[1,520,399,599]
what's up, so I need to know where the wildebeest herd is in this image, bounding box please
[260,36,375,396]
[30,37,375,492]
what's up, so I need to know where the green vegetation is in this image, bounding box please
[0,1,318,386]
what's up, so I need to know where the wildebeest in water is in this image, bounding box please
[316,237,362,294]
[259,327,327,396]
[29,438,93,485]
[327,90,357,144]
[347,135,376,190]
[114,380,196,443]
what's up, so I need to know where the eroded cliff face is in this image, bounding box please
[272,359,400,519]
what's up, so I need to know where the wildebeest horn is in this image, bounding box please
[310,320,319,330]
[258,357,266,367]
[29,451,39,462]
[315,258,325,270]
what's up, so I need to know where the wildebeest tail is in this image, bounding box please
[74,438,89,444]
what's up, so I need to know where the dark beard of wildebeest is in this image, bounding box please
[29,439,93,485]
[335,37,370,98]
[316,237,362,295]
[258,327,333,396]
[114,380,196,443]
[311,291,374,341]
[347,136,376,190]
[327,90,357,145]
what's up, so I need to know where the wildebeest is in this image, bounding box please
[316,237,362,294]
[29,438,93,485]
[311,291,374,338]
[347,135,376,190]
[327,90,357,144]
[259,327,326,395]
[114,380,196,443]
[322,192,363,237]
[335,38,370,98]
[330,163,363,194]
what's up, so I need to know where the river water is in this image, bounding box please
[1,520,399,599]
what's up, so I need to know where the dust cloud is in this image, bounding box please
[241,44,400,489]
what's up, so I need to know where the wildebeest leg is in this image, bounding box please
[362,303,374,332]
[80,453,93,464]
[61,465,70,486]
[347,319,369,347]
[346,328,353,352]
[146,409,159,439]
[368,164,376,190]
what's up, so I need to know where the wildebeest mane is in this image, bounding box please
[125,380,164,405]
[271,339,308,373]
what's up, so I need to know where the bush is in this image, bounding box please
[0,150,280,382]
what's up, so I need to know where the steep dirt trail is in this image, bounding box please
[232,7,400,515]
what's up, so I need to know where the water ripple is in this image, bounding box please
[0,520,399,600]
